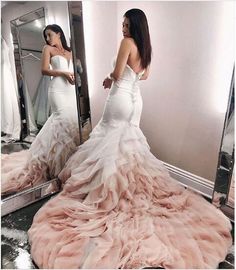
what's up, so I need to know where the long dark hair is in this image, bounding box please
[124,9,152,68]
[43,24,71,52]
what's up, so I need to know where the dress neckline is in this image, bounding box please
[51,55,72,68]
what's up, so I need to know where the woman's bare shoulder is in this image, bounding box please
[121,37,135,46]
[120,38,137,54]
[42,44,53,53]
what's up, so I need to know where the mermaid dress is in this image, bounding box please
[28,63,232,269]
[1,55,80,195]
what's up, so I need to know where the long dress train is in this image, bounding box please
[28,64,232,269]
[1,55,80,195]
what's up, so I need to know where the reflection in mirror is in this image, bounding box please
[1,37,21,143]
[212,65,235,220]
[1,5,81,214]
[227,167,235,208]
[10,8,46,142]
[68,1,92,143]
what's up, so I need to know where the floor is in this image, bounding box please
[1,141,30,154]
[1,195,235,269]
[1,198,48,269]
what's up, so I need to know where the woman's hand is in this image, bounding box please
[63,72,75,85]
[103,77,113,89]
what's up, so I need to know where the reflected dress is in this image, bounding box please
[1,37,21,141]
[28,63,232,269]
[1,55,80,195]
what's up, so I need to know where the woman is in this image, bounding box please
[1,24,80,195]
[28,10,232,269]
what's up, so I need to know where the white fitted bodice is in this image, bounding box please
[49,55,74,92]
[46,55,77,117]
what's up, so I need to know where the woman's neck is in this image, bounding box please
[54,42,64,52]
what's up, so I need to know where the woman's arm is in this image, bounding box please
[110,38,132,81]
[41,45,63,77]
[41,45,74,84]
[103,38,131,89]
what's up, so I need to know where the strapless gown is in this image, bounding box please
[28,64,232,269]
[1,55,80,195]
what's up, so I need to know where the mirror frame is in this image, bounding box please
[212,65,235,221]
[68,3,83,145]
[1,178,60,217]
[68,1,92,144]
[1,3,91,216]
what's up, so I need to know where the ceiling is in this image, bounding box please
[1,1,27,8]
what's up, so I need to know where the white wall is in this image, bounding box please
[45,1,70,43]
[83,1,118,125]
[84,1,235,182]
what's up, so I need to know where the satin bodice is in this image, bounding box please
[49,55,74,92]
[110,61,145,97]
[50,55,73,71]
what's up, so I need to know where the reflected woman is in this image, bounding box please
[1,24,80,195]
[29,10,232,269]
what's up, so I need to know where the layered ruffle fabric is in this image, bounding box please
[1,114,80,195]
[2,54,79,195]
[28,122,232,269]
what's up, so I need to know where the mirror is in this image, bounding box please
[1,2,84,215]
[68,1,92,142]
[212,65,235,220]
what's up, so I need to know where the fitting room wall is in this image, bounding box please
[85,1,235,182]
[118,1,235,182]
[83,1,118,125]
